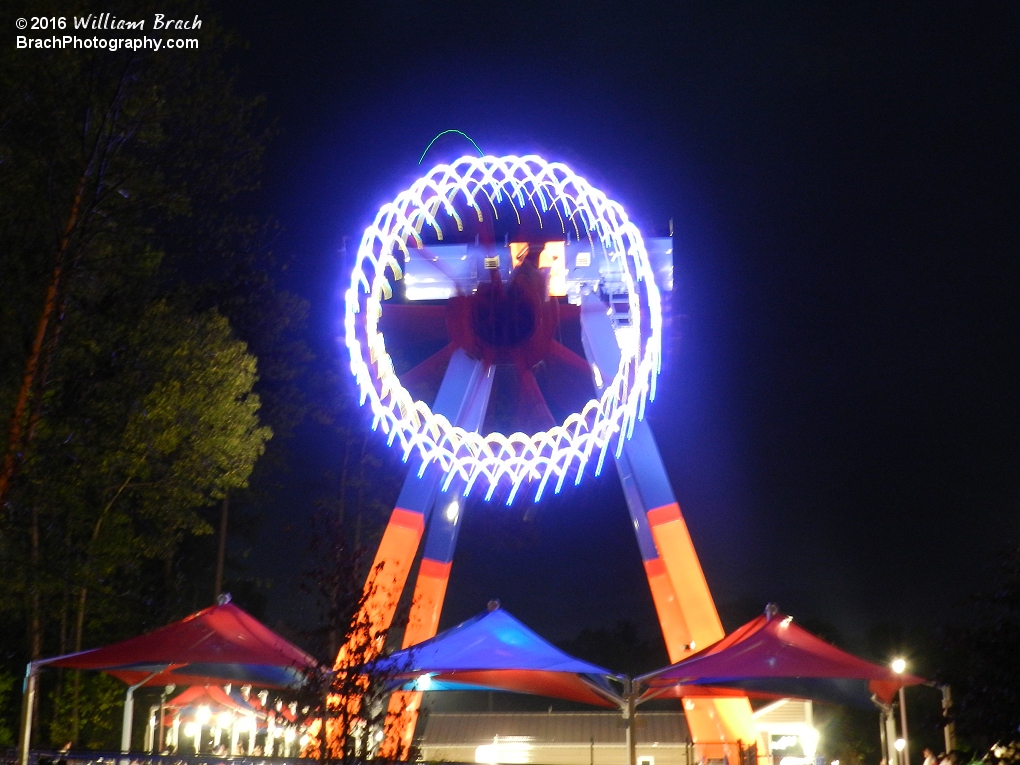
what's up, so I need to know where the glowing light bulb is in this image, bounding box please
[195,706,211,725]
[891,658,906,674]
[445,500,459,523]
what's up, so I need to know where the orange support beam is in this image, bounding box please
[403,558,453,648]
[642,558,694,661]
[646,501,763,762]
[646,503,725,647]
[380,549,456,757]
[582,294,762,761]
[335,507,425,669]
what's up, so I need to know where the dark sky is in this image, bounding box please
[209,0,1019,657]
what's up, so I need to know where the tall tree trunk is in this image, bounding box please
[0,173,88,512]
[28,505,43,660]
[67,474,130,744]
[70,583,88,744]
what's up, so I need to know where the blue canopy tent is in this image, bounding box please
[371,605,622,707]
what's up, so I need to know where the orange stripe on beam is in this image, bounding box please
[644,502,762,759]
[389,507,426,534]
[646,503,682,527]
[379,690,421,759]
[335,508,425,670]
[417,558,452,581]
[642,559,693,662]
[645,502,724,648]
[382,558,454,759]
[402,559,452,649]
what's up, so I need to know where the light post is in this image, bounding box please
[940,685,956,753]
[892,659,909,765]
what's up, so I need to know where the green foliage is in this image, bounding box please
[117,301,272,523]
[49,673,124,750]
[33,297,271,540]
[0,0,298,747]
[0,670,16,747]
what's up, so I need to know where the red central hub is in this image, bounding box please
[446,260,558,370]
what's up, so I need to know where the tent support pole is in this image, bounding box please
[623,678,637,765]
[17,662,37,765]
[145,705,158,752]
[121,670,164,757]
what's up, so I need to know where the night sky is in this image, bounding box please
[209,1,1019,657]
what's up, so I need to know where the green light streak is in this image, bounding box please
[419,130,485,164]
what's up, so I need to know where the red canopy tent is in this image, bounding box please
[36,600,316,688]
[165,685,262,716]
[637,606,925,705]
[17,599,318,765]
[158,685,270,755]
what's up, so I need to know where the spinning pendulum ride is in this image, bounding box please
[341,155,758,759]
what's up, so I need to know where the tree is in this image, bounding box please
[295,507,419,764]
[8,298,271,744]
[0,0,279,742]
[938,543,1020,753]
[0,0,269,514]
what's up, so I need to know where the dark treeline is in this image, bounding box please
[0,0,316,747]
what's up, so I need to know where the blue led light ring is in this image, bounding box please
[345,155,661,501]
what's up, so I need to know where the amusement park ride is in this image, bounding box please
[341,155,760,760]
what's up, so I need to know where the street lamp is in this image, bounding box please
[892,659,909,765]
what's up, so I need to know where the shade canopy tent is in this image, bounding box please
[371,606,621,708]
[36,601,317,688]
[165,685,264,717]
[18,599,318,765]
[637,607,925,706]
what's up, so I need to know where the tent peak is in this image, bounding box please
[487,599,500,612]
[764,603,780,621]
[217,592,232,605]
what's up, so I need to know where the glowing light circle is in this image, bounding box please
[345,154,662,502]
